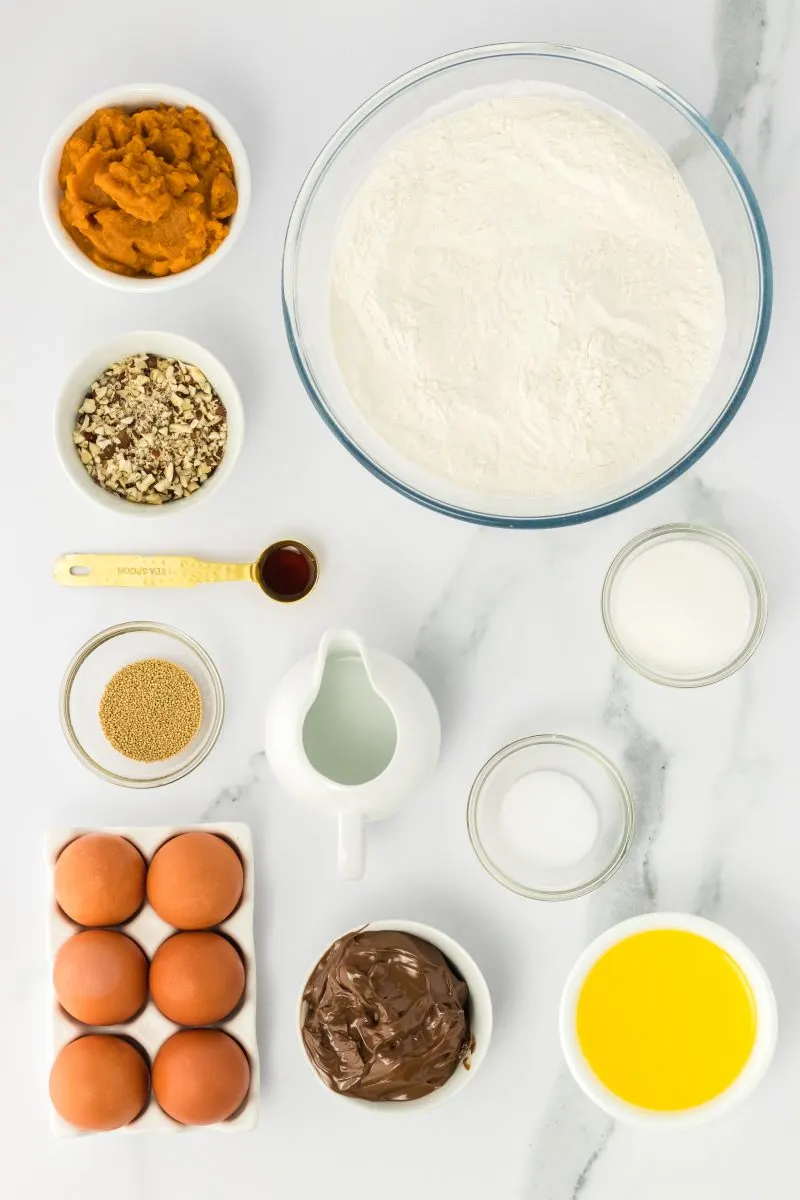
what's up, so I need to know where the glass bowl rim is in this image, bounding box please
[466,733,635,900]
[601,522,769,687]
[59,620,225,788]
[282,40,773,529]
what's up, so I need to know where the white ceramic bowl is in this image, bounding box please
[297,918,493,1112]
[39,83,251,291]
[559,912,778,1127]
[54,330,244,517]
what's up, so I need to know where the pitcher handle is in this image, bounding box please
[337,811,365,880]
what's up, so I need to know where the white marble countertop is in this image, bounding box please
[4,0,799,1196]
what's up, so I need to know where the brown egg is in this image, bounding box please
[153,1030,250,1124]
[50,1035,150,1131]
[147,832,243,929]
[150,932,245,1025]
[54,930,148,1025]
[55,833,146,927]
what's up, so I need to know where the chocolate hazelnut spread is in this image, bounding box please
[301,929,471,1101]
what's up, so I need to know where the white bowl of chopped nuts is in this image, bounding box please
[55,331,244,516]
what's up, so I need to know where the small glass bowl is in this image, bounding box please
[602,524,768,688]
[60,621,224,788]
[467,735,634,901]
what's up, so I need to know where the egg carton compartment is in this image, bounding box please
[45,822,259,1135]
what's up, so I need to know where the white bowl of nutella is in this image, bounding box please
[297,919,493,1111]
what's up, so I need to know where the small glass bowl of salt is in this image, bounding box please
[602,524,767,688]
[467,735,634,901]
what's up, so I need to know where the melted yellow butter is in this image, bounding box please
[576,929,757,1111]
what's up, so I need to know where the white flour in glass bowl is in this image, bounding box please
[330,92,725,498]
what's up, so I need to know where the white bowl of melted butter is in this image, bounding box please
[559,912,777,1126]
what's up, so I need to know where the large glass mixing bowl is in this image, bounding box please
[282,43,771,528]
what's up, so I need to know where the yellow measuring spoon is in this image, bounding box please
[53,540,318,603]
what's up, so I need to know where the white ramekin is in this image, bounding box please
[559,912,778,1127]
[39,83,251,291]
[54,331,244,517]
[298,918,493,1112]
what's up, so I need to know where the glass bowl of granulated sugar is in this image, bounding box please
[283,43,771,528]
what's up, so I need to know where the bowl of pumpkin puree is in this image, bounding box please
[559,912,777,1127]
[40,84,250,290]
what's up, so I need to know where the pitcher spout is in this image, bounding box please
[314,629,370,687]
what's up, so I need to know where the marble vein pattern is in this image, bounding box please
[710,0,795,181]
[523,670,669,1198]
[413,529,533,732]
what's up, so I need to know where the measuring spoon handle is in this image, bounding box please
[53,554,253,588]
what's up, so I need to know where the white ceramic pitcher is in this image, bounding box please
[264,630,441,879]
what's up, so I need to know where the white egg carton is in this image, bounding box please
[45,822,259,1135]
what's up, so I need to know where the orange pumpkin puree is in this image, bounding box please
[58,105,238,278]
